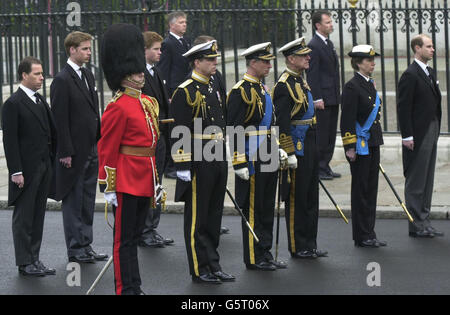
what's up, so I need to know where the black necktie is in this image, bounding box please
[427,66,435,83]
[326,39,336,60]
[34,93,41,105]
[80,67,90,91]
[180,37,189,51]
[34,93,50,129]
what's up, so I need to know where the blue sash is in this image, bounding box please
[246,92,273,176]
[290,90,314,156]
[356,92,380,155]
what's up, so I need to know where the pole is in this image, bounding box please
[86,256,114,295]
[275,170,282,261]
[226,187,260,243]
[379,164,414,223]
[319,179,349,224]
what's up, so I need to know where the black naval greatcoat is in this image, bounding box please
[170,70,227,277]
[340,73,384,243]
[226,73,278,266]
[273,69,320,254]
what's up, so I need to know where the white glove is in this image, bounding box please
[155,184,164,203]
[287,155,298,169]
[177,170,191,182]
[104,192,118,207]
[279,148,288,162]
[235,167,250,181]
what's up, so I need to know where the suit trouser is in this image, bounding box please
[238,162,277,265]
[406,119,439,232]
[62,145,98,257]
[285,130,319,253]
[184,160,227,276]
[12,158,52,266]
[141,136,167,238]
[113,193,149,295]
[316,105,339,174]
[349,146,380,242]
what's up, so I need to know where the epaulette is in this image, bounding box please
[232,80,245,90]
[105,91,124,109]
[179,79,193,89]
[278,72,290,84]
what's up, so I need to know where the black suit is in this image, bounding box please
[140,65,171,239]
[2,88,56,266]
[341,74,383,243]
[50,63,101,258]
[397,61,441,232]
[157,33,191,95]
[307,34,341,175]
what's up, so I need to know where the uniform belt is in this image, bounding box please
[291,116,317,126]
[193,133,224,140]
[245,130,272,137]
[119,145,156,157]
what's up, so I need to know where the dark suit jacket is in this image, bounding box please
[143,66,171,176]
[2,88,57,206]
[156,33,191,95]
[143,66,170,128]
[397,61,442,174]
[340,73,384,152]
[306,34,340,106]
[50,64,100,201]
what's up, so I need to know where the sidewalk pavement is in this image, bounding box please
[0,133,449,219]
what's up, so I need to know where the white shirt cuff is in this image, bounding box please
[402,136,414,141]
[12,172,23,176]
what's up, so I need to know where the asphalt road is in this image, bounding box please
[0,210,449,295]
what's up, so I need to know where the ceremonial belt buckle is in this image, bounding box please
[245,130,272,137]
[291,116,317,126]
[119,145,156,157]
[193,133,224,141]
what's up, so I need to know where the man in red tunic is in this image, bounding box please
[98,23,159,295]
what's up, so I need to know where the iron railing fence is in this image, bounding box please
[1,0,449,133]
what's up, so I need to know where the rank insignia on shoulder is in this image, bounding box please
[279,72,290,83]
[179,79,193,89]
[232,80,245,90]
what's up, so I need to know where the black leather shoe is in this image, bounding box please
[355,239,379,248]
[426,227,444,237]
[86,250,108,261]
[291,250,318,259]
[220,226,230,235]
[409,230,435,238]
[34,261,56,275]
[246,261,276,271]
[139,237,165,248]
[319,173,333,180]
[373,239,387,247]
[69,254,96,263]
[268,259,288,269]
[134,288,146,295]
[192,273,222,284]
[212,271,235,282]
[328,171,341,178]
[313,249,328,257]
[18,264,45,277]
[154,232,174,245]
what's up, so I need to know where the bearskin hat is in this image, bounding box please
[101,23,146,91]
